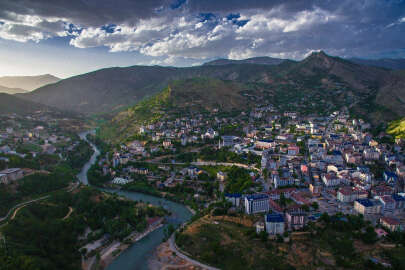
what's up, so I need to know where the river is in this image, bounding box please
[77,131,193,270]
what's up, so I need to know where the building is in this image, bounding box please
[217,171,227,181]
[380,217,402,232]
[244,194,269,214]
[255,139,276,150]
[392,194,405,209]
[225,193,242,207]
[265,213,285,235]
[0,168,24,184]
[286,211,307,230]
[377,195,395,211]
[309,183,321,196]
[383,171,398,185]
[220,136,238,148]
[255,221,265,233]
[322,173,341,187]
[354,199,382,215]
[337,187,368,203]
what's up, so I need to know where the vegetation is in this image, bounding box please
[0,187,168,270]
[0,165,74,216]
[387,118,405,139]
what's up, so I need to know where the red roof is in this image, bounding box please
[380,216,400,225]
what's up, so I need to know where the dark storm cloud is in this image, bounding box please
[0,0,404,60]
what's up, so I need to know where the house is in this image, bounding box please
[255,139,276,150]
[274,176,294,188]
[217,171,227,181]
[265,213,285,235]
[286,211,307,230]
[377,195,395,211]
[244,194,269,214]
[255,221,265,233]
[380,217,402,232]
[309,183,322,196]
[287,146,300,156]
[322,173,341,187]
[225,193,242,207]
[383,171,398,185]
[0,168,24,184]
[392,194,405,209]
[220,136,237,148]
[354,199,382,215]
[337,187,368,203]
[163,140,172,148]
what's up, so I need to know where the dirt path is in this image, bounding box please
[63,207,74,220]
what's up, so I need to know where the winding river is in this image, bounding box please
[77,131,192,270]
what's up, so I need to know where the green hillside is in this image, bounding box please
[100,78,255,142]
[387,118,405,139]
[0,93,49,115]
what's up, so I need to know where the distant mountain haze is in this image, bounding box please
[0,74,60,91]
[0,85,28,94]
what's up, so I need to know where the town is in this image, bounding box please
[90,105,405,238]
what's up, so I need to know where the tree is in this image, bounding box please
[311,202,319,210]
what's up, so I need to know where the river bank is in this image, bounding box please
[84,218,165,270]
[77,131,193,270]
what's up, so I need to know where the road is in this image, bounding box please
[168,234,220,270]
[0,181,80,224]
[0,196,49,223]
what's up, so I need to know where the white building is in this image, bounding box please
[265,213,285,235]
[245,194,269,214]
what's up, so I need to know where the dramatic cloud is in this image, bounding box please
[0,0,404,63]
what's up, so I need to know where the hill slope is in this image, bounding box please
[103,78,253,141]
[204,56,287,66]
[19,52,405,123]
[350,58,405,70]
[0,74,60,91]
[0,85,28,94]
[0,93,50,114]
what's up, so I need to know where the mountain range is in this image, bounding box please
[350,58,405,70]
[0,74,60,93]
[17,52,404,123]
[0,93,50,115]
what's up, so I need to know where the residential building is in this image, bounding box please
[265,213,285,235]
[380,217,402,232]
[0,168,24,184]
[225,193,242,207]
[354,199,382,215]
[244,194,269,214]
[286,211,307,230]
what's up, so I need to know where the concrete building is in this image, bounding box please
[380,217,402,232]
[286,211,307,230]
[0,168,24,184]
[225,193,242,207]
[244,194,269,214]
[265,213,285,235]
[354,199,382,215]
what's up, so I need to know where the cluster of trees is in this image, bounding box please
[66,140,94,170]
[0,165,74,216]
[224,166,255,193]
[0,187,168,270]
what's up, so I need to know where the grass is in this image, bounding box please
[176,215,293,270]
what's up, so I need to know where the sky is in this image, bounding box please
[0,0,404,78]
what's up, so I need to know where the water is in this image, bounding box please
[77,131,100,185]
[77,131,192,270]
